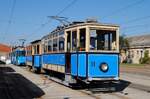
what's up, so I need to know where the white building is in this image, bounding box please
[121,34,150,64]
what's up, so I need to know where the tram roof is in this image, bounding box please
[65,22,119,29]
[42,21,119,39]
[31,39,41,44]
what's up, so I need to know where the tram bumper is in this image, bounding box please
[87,77,119,82]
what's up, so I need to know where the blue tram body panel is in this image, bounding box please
[71,54,77,76]
[33,55,41,68]
[11,50,26,65]
[42,54,65,66]
[71,53,86,77]
[26,56,32,62]
[88,54,119,78]
[78,54,86,77]
[71,53,119,79]
[17,56,26,65]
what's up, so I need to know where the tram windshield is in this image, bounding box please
[90,29,117,51]
[17,51,25,56]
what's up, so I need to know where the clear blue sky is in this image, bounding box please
[0,0,150,46]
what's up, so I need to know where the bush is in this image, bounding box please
[139,50,150,64]
[122,59,127,63]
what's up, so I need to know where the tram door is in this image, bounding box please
[66,31,71,74]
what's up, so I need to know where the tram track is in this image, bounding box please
[79,88,131,99]
[23,66,150,99]
[39,75,150,99]
[78,90,101,99]
[39,74,131,99]
[32,72,131,99]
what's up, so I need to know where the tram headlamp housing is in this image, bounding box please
[100,63,108,72]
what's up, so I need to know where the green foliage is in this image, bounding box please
[119,35,129,51]
[140,50,150,64]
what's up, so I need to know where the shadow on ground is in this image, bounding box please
[0,66,15,73]
[0,60,6,64]
[75,80,131,93]
[0,66,45,99]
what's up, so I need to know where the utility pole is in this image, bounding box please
[19,39,26,47]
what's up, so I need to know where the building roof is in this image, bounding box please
[0,43,11,52]
[127,34,150,47]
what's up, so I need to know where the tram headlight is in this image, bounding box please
[100,63,108,72]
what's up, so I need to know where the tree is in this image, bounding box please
[140,50,150,64]
[119,35,130,63]
[119,35,129,51]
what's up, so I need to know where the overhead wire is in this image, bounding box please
[121,23,150,30]
[98,0,148,36]
[102,0,149,35]
[121,23,150,34]
[120,15,150,25]
[120,15,150,34]
[6,0,148,44]
[2,0,16,42]
[25,0,77,42]
[101,0,145,20]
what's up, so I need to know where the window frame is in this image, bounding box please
[89,27,119,52]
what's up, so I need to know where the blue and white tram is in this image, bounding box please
[26,40,42,73]
[41,21,120,85]
[11,47,26,66]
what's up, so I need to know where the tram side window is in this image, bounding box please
[90,30,116,51]
[17,51,25,56]
[59,31,64,35]
[27,50,30,55]
[43,44,47,53]
[67,31,71,51]
[20,51,25,56]
[29,50,31,55]
[37,45,39,54]
[33,46,37,54]
[79,29,86,51]
[72,31,77,51]
[53,39,58,51]
[30,49,32,55]
[48,40,52,52]
[43,45,46,53]
[90,30,97,50]
[28,47,32,55]
[59,36,64,51]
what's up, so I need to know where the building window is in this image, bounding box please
[137,50,139,55]
[132,51,134,58]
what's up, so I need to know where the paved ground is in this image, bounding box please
[1,64,150,99]
[120,64,150,76]
[0,65,44,99]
